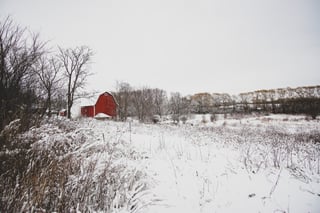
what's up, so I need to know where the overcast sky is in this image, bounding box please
[1,0,319,95]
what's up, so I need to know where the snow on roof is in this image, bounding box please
[78,91,117,107]
[94,113,111,118]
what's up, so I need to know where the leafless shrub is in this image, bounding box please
[210,114,217,122]
[172,114,180,124]
[180,115,188,124]
[242,144,269,174]
[152,115,161,124]
[201,115,207,124]
[234,125,320,177]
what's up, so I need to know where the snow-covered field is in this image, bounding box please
[112,115,320,213]
[2,114,320,212]
[75,114,320,212]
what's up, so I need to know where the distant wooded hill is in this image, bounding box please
[113,83,320,121]
[189,86,320,118]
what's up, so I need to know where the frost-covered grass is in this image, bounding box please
[1,114,320,212]
[0,117,152,213]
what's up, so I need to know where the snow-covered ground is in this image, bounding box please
[3,114,319,212]
[76,114,320,213]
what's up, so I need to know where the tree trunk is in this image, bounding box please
[47,91,52,117]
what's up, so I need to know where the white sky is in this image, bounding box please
[1,0,319,95]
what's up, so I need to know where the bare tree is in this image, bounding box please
[114,84,167,122]
[52,87,68,112]
[114,81,132,121]
[58,46,93,118]
[169,92,182,116]
[220,93,232,115]
[131,87,154,122]
[0,16,46,130]
[239,93,250,113]
[255,90,269,112]
[191,93,213,114]
[152,88,167,117]
[169,92,190,120]
[268,89,276,113]
[33,56,62,116]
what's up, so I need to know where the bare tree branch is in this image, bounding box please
[58,46,93,118]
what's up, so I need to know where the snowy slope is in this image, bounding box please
[116,117,320,213]
[3,115,319,212]
[79,114,320,212]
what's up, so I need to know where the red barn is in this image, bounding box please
[81,92,117,118]
[80,105,95,117]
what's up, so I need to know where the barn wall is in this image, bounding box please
[81,105,95,117]
[95,93,117,117]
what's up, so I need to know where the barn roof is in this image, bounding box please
[99,91,119,106]
[80,91,118,107]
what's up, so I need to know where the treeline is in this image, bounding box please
[114,81,192,122]
[193,86,320,118]
[0,17,93,132]
[215,86,320,119]
[113,83,320,122]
